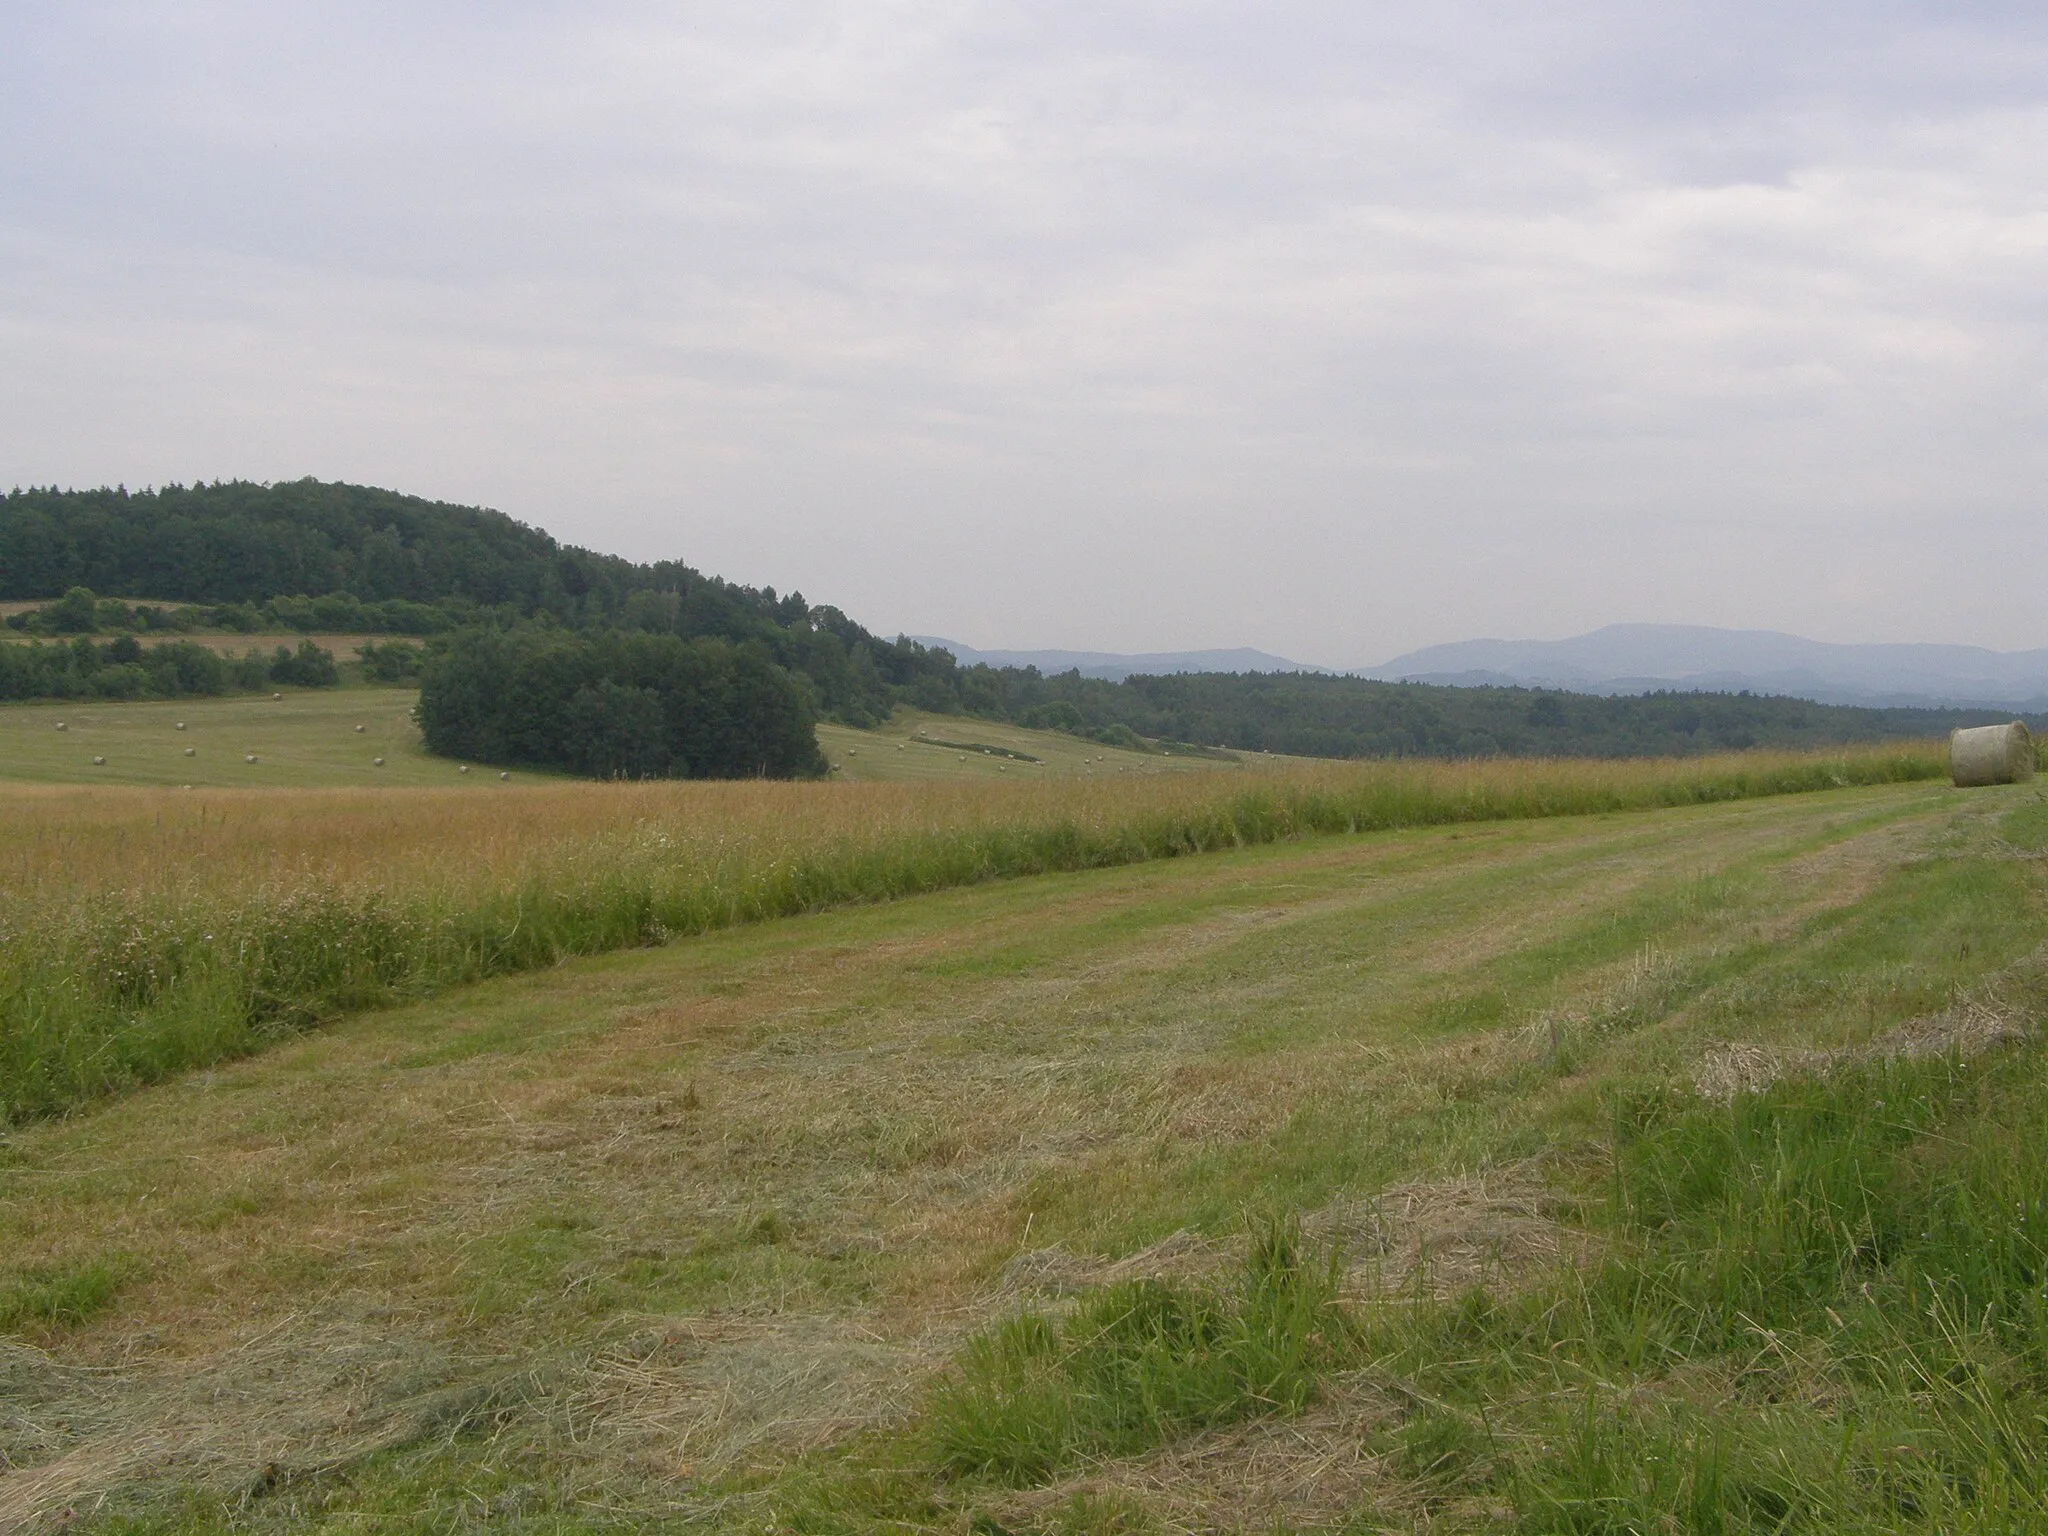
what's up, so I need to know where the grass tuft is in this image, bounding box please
[0,1255,129,1333]
[929,1218,1347,1484]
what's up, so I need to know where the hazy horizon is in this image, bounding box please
[920,619,2048,676]
[7,5,2047,659]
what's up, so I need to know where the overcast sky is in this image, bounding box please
[4,4,2046,663]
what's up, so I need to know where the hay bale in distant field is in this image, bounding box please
[1951,722,2036,787]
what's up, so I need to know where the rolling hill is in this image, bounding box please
[1362,622,2048,709]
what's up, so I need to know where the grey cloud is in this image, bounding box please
[3,3,2046,660]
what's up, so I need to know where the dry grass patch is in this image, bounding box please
[974,1380,1400,1535]
[1693,994,2036,1101]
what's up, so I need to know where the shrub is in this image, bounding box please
[359,638,423,681]
[268,639,339,687]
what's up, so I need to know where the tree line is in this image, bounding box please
[6,480,2034,776]
[986,670,2037,761]
[4,585,462,638]
[0,636,337,703]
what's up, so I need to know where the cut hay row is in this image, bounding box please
[0,742,1944,1124]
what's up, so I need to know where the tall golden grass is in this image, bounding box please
[0,743,1944,1122]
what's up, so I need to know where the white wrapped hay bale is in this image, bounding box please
[1950,722,2036,787]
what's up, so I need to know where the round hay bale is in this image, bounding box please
[184,747,195,757]
[1950,721,2036,787]
[373,757,385,767]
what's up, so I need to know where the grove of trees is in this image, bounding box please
[0,636,336,702]
[416,628,824,779]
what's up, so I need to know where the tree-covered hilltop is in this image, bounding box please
[5,479,2035,764]
[0,480,957,725]
[1,479,676,613]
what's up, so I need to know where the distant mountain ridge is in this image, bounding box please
[907,637,1327,682]
[1360,623,2048,710]
[920,623,2048,710]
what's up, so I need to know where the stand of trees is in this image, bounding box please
[7,480,2034,772]
[417,628,824,779]
[0,637,337,702]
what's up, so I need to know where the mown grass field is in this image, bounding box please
[0,692,1213,791]
[4,755,2043,1532]
[0,689,510,789]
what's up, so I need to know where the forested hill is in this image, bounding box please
[1021,672,2038,760]
[4,479,2033,762]
[0,479,953,725]
[2,479,775,620]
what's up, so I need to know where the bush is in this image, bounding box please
[268,639,339,687]
[359,638,423,681]
[45,586,99,633]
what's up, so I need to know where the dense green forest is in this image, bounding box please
[5,479,2034,766]
[417,629,822,779]
[1,480,949,724]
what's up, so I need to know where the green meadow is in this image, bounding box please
[0,688,515,789]
[4,755,2044,1532]
[0,689,1215,790]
